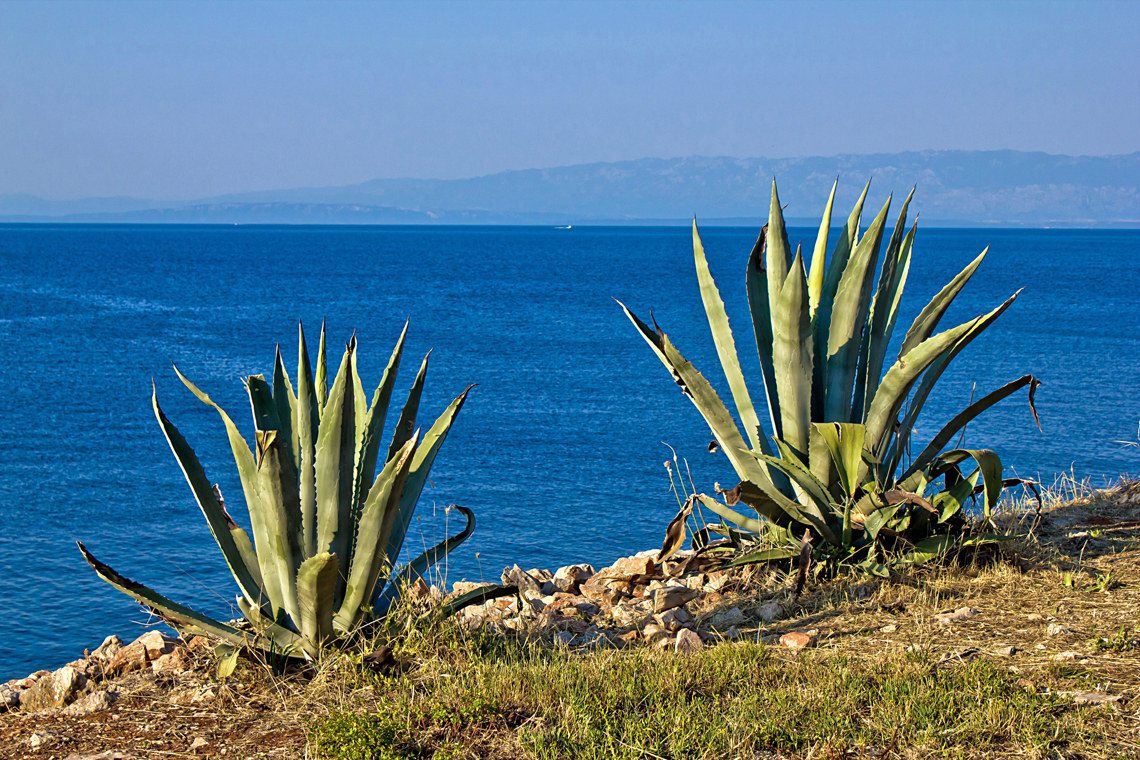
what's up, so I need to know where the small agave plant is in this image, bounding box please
[623,180,1041,575]
[79,322,494,658]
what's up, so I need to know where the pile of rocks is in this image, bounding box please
[435,549,801,653]
[1,630,196,719]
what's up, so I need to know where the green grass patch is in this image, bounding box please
[308,636,1097,760]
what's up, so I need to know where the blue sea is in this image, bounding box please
[2,223,1139,680]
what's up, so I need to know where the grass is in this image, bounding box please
[3,476,1139,759]
[307,636,1104,760]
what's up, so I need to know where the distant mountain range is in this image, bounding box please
[3,150,1138,226]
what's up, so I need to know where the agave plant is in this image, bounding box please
[622,180,1040,573]
[79,322,496,657]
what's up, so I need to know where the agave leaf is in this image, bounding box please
[898,249,987,358]
[151,387,267,611]
[316,319,329,416]
[351,322,409,523]
[77,542,252,648]
[813,422,866,499]
[765,181,793,302]
[335,435,417,632]
[905,375,1040,481]
[296,323,320,559]
[815,179,871,380]
[933,470,980,523]
[889,291,1021,476]
[643,326,775,489]
[861,317,979,466]
[236,596,306,652]
[174,365,285,617]
[807,178,837,318]
[296,552,339,649]
[745,227,781,447]
[388,352,430,463]
[771,250,814,457]
[693,220,764,452]
[373,504,476,615]
[246,375,282,433]
[752,444,839,545]
[855,191,914,419]
[928,448,1004,519]
[252,426,304,627]
[272,345,299,472]
[434,583,519,622]
[722,546,799,568]
[381,386,474,576]
[697,493,769,534]
[823,196,891,423]
[863,504,902,541]
[897,535,956,567]
[348,334,368,446]
[314,345,357,590]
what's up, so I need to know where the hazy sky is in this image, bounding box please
[2,0,1137,200]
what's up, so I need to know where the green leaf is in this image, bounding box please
[296,552,340,649]
[696,493,769,534]
[933,470,980,523]
[296,322,320,559]
[898,535,956,567]
[314,344,358,594]
[807,178,837,318]
[693,219,765,452]
[815,179,871,391]
[151,385,266,612]
[434,583,518,623]
[855,191,914,419]
[891,292,1022,477]
[316,319,329,416]
[382,386,474,582]
[252,425,304,628]
[77,542,252,648]
[813,422,866,499]
[929,449,1004,520]
[745,227,781,448]
[216,647,240,679]
[863,504,901,541]
[898,249,987,358]
[765,181,793,303]
[824,195,892,423]
[374,504,476,614]
[336,435,417,632]
[174,365,285,619]
[272,345,299,472]
[351,322,409,529]
[387,352,429,464]
[905,375,1039,481]
[770,249,814,458]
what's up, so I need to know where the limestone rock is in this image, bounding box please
[451,581,493,596]
[554,631,575,646]
[64,690,118,717]
[501,564,542,595]
[190,737,209,750]
[19,666,86,711]
[726,625,741,640]
[652,586,699,613]
[675,628,704,654]
[614,630,640,648]
[709,606,746,628]
[30,731,63,751]
[1047,623,1073,636]
[934,607,978,626]
[107,631,181,676]
[152,648,190,675]
[62,752,140,760]
[552,564,594,594]
[657,607,692,632]
[642,623,669,643]
[757,602,784,623]
[1,686,20,711]
[91,635,124,662]
[408,577,431,601]
[779,629,819,649]
[580,582,627,606]
[610,555,656,577]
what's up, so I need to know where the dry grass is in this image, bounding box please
[3,478,1139,760]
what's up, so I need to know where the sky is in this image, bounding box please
[1,0,1137,200]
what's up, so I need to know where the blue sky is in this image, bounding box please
[1,0,1137,199]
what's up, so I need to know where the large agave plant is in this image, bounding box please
[622,181,1040,572]
[79,322,488,657]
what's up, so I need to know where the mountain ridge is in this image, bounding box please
[3,150,1138,225]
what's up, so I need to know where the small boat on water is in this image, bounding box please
[556,224,572,229]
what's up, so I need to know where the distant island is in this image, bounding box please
[2,150,1138,226]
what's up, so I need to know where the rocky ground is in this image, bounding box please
[3,479,1139,759]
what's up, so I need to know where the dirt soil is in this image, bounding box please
[3,481,1139,760]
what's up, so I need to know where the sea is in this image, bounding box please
[2,223,1139,680]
